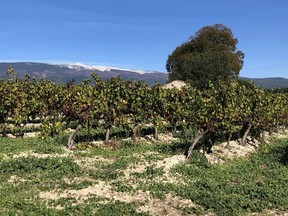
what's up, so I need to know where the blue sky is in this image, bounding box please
[0,0,287,78]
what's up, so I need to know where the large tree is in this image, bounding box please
[166,24,244,88]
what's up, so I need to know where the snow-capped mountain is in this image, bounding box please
[63,62,157,75]
[0,62,168,85]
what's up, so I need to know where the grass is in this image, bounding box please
[0,136,66,155]
[0,135,287,215]
[159,140,288,215]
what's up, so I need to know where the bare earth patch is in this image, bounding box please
[205,130,288,164]
[35,146,199,215]
[6,132,40,139]
[7,175,27,184]
[73,155,114,169]
[4,148,114,170]
[4,130,287,215]
[248,210,288,216]
[204,140,259,164]
[61,176,96,185]
[39,180,200,215]
[122,153,186,185]
[11,151,70,159]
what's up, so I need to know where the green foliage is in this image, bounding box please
[1,67,288,157]
[166,24,244,88]
[88,157,132,181]
[270,87,288,93]
[0,137,287,215]
[57,180,94,190]
[0,137,65,155]
[0,157,82,179]
[40,121,65,138]
[95,201,149,216]
[131,165,165,180]
[112,181,136,193]
[170,139,288,215]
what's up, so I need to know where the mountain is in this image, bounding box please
[0,62,168,86]
[0,62,288,89]
[240,77,288,89]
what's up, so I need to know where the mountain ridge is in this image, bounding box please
[0,62,168,86]
[0,62,287,89]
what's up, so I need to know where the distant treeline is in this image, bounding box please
[269,88,288,94]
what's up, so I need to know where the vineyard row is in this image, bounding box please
[1,73,287,158]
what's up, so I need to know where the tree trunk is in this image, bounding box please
[67,124,82,149]
[241,123,252,146]
[203,132,213,154]
[153,126,159,140]
[2,127,7,137]
[186,129,207,160]
[132,124,141,143]
[172,124,178,134]
[15,123,25,138]
[1,121,8,137]
[87,119,92,142]
[104,128,111,144]
[225,132,233,149]
[259,132,265,144]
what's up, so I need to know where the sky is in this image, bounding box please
[0,0,287,78]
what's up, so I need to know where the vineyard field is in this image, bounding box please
[1,72,288,215]
[1,72,288,158]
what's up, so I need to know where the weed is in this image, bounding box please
[0,157,82,180]
[57,180,94,190]
[0,137,287,215]
[132,165,165,180]
[169,139,288,215]
[0,136,65,155]
[111,181,136,193]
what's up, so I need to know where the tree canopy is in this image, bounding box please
[166,24,244,88]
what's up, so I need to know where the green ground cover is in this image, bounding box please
[0,136,287,215]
